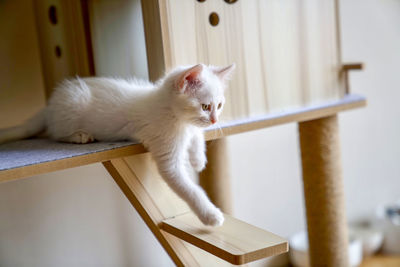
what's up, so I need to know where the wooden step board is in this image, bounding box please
[161,212,288,265]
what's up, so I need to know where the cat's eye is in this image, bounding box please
[202,104,211,111]
[217,103,222,109]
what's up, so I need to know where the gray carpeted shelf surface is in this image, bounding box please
[0,138,137,171]
[0,95,366,173]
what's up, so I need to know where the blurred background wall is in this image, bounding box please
[0,0,399,266]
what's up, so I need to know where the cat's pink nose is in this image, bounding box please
[211,118,217,124]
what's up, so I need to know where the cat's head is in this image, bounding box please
[169,63,235,127]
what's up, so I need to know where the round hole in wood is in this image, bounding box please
[209,12,219,26]
[224,0,238,3]
[55,46,62,58]
[48,5,58,25]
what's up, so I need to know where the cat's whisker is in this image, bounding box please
[209,122,224,141]
[217,123,224,138]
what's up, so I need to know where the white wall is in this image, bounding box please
[339,0,400,221]
[0,0,399,266]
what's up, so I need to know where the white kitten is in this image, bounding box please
[0,63,235,226]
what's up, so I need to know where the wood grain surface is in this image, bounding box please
[161,212,288,265]
[157,0,343,120]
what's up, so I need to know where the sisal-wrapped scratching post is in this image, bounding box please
[298,115,349,267]
[199,138,233,214]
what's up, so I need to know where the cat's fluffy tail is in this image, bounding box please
[0,109,46,144]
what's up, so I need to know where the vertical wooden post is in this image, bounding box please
[298,115,349,267]
[141,0,167,81]
[199,138,233,214]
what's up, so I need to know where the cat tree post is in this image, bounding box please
[199,138,233,214]
[298,115,349,267]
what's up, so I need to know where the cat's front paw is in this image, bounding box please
[191,154,207,172]
[198,207,224,227]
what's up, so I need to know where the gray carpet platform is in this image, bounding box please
[0,138,137,172]
[0,95,366,174]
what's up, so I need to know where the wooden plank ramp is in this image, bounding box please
[161,212,288,265]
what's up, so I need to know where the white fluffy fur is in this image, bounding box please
[0,63,235,226]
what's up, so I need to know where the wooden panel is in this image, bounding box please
[157,0,343,121]
[0,0,46,128]
[34,0,92,97]
[0,94,365,183]
[161,212,288,265]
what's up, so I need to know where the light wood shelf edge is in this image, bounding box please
[0,94,366,183]
[0,145,146,183]
[205,94,366,140]
[161,212,288,265]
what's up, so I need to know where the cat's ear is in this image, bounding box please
[213,63,236,81]
[176,64,203,94]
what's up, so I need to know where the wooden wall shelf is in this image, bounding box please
[0,94,366,183]
[161,212,288,265]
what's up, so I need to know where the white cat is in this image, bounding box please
[0,63,235,226]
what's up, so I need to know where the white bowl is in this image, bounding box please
[289,231,363,267]
[349,226,383,256]
[375,203,400,254]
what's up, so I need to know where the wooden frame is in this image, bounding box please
[0,0,367,266]
[341,63,364,94]
[33,0,93,97]
[103,155,287,266]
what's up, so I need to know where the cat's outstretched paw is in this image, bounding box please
[199,207,224,227]
[190,155,207,172]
